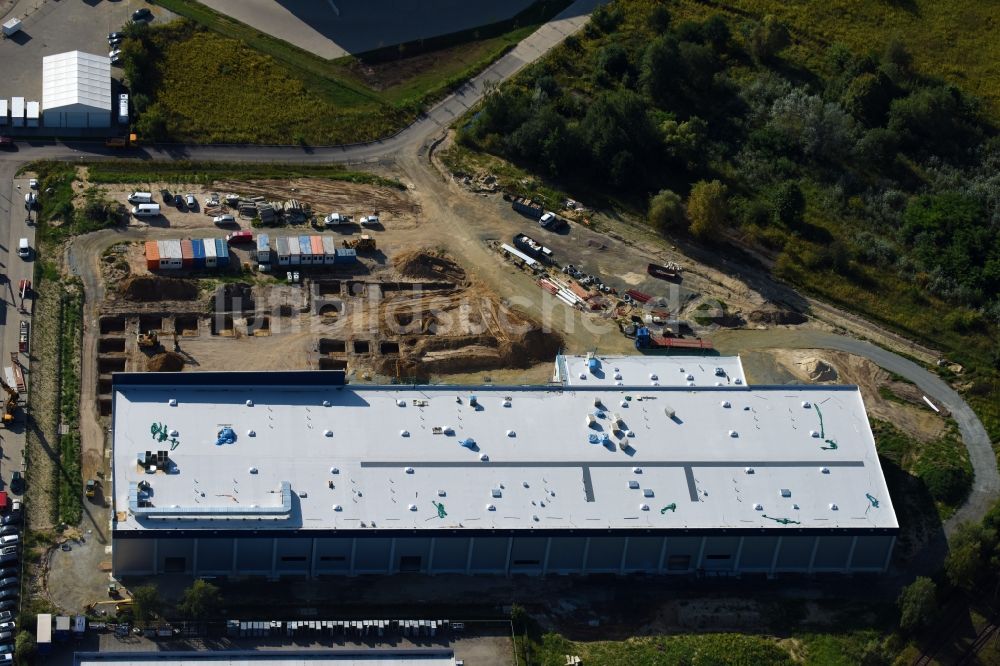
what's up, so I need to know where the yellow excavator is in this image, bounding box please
[1,378,19,425]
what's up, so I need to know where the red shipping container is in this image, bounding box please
[145,240,160,271]
[180,239,194,268]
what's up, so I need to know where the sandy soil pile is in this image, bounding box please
[393,249,467,284]
[147,352,185,372]
[120,276,199,302]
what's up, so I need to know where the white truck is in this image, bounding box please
[2,18,22,37]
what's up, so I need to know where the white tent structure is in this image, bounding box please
[42,51,111,128]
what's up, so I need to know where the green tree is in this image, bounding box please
[135,102,170,142]
[842,72,895,126]
[748,15,790,63]
[640,35,682,107]
[897,577,937,633]
[15,630,36,664]
[773,181,805,227]
[648,189,685,232]
[131,584,162,628]
[178,579,222,620]
[946,522,988,592]
[648,5,671,33]
[687,180,728,238]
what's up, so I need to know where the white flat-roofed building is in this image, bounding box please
[556,353,746,387]
[42,51,111,128]
[74,649,458,666]
[111,371,897,578]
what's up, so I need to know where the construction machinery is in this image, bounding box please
[0,377,18,425]
[137,330,159,349]
[85,479,99,498]
[343,234,376,252]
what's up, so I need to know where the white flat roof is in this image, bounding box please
[76,650,455,666]
[556,354,746,387]
[42,51,111,111]
[112,372,896,534]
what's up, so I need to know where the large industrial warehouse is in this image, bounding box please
[110,369,897,578]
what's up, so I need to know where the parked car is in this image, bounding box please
[0,622,13,633]
[0,528,15,537]
[0,589,17,601]
[0,632,10,642]
[174,194,185,209]
[359,215,380,226]
[109,48,122,63]
[185,193,196,209]
[0,572,15,582]
[0,650,11,665]
[28,179,37,189]
[213,214,235,226]
[132,7,153,22]
[0,577,17,589]
[23,193,35,211]
[0,553,15,566]
[8,474,22,495]
[0,612,13,622]
[0,137,13,149]
[108,31,125,44]
[0,602,15,612]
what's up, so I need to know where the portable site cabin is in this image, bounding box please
[37,614,53,654]
[55,615,71,639]
[310,235,324,264]
[299,236,313,264]
[0,99,7,125]
[335,248,357,264]
[203,237,218,268]
[322,236,338,265]
[275,236,290,266]
[191,239,206,268]
[145,241,159,271]
[73,615,86,638]
[215,238,229,267]
[26,101,39,127]
[159,240,182,270]
[11,97,24,127]
[257,233,271,263]
[180,240,194,269]
[288,236,301,265]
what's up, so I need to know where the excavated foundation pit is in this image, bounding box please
[211,314,235,336]
[353,340,370,354]
[317,281,341,296]
[98,377,112,394]
[174,315,200,336]
[99,398,112,416]
[319,302,343,317]
[380,341,400,355]
[98,357,127,373]
[247,316,270,336]
[319,339,347,354]
[98,338,126,353]
[139,315,164,332]
[319,358,348,370]
[347,281,366,297]
[99,316,126,334]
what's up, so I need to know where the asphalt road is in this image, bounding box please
[713,329,999,534]
[0,0,995,537]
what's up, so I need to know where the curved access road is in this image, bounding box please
[713,329,998,534]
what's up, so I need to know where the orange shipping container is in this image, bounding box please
[145,240,160,271]
[310,235,324,257]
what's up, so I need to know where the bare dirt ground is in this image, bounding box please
[765,348,948,442]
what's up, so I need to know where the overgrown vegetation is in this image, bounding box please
[55,286,84,526]
[872,419,972,517]
[455,0,999,460]
[84,160,404,189]
[122,1,569,143]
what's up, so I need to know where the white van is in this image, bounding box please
[128,191,153,204]
[16,238,29,258]
[131,203,161,217]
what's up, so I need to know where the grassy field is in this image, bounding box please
[143,0,569,143]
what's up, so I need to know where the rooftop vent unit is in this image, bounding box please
[643,488,654,497]
[486,504,496,511]
[248,467,258,474]
[437,489,446,496]
[802,401,812,409]
[649,373,658,381]
[168,398,178,406]
[614,373,622,380]
[491,488,502,498]
[408,504,417,511]
[810,430,820,438]
[246,399,253,407]
[639,504,650,511]
[780,488,791,497]
[820,467,830,474]
[729,430,739,438]
[330,467,339,474]
[663,405,676,419]
[686,374,694,381]
[633,467,642,474]
[734,378,743,385]
[721,401,731,408]
[333,504,342,511]
[404,467,414,474]
[479,453,489,462]
[753,503,763,511]
[829,503,839,510]
[400,430,410,437]
[715,367,725,376]
[323,400,331,407]
[502,398,512,407]
[628,480,640,489]
[744,467,754,474]
[469,395,478,407]
[506,430,516,437]
[460,438,476,449]
[324,429,333,437]
[397,399,405,407]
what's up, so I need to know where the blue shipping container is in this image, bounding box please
[191,239,206,268]
[298,235,312,256]
[215,238,230,266]
[335,248,357,264]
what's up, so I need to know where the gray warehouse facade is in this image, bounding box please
[111,370,898,579]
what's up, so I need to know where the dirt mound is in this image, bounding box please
[147,352,185,372]
[121,276,198,302]
[748,309,807,325]
[394,250,466,284]
[798,357,838,382]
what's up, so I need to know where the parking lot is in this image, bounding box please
[0,0,173,106]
